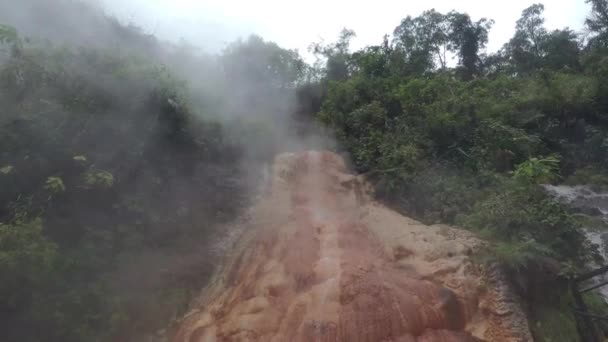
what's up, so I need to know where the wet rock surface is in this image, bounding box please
[544,184,608,298]
[544,185,608,217]
[171,151,532,342]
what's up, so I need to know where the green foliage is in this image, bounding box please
[513,156,560,185]
[531,300,581,342]
[565,166,608,191]
[463,186,587,266]
[83,170,114,189]
[481,239,553,273]
[391,9,492,76]
[575,213,608,231]
[0,15,261,342]
[0,24,18,45]
[44,176,66,193]
[0,165,13,174]
[313,5,608,339]
[223,35,305,90]
[0,219,58,312]
[4,0,608,340]
[311,28,357,81]
[504,4,583,74]
[586,0,608,47]
[460,158,589,272]
[506,4,547,74]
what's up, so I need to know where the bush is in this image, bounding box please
[461,157,590,273]
[0,21,254,341]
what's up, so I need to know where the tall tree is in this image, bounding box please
[505,4,548,73]
[447,12,493,79]
[221,35,306,117]
[310,28,356,81]
[393,10,492,78]
[393,10,450,72]
[222,35,305,90]
[586,0,608,47]
[541,29,581,71]
[505,4,581,73]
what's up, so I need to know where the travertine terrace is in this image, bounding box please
[171,151,532,342]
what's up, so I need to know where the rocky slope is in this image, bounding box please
[170,151,532,342]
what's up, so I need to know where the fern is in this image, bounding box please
[514,155,560,185]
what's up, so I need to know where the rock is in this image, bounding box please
[571,205,604,217]
[170,151,533,342]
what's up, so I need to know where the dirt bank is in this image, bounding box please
[170,151,532,342]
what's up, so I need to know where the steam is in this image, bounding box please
[0,1,338,340]
[0,0,334,158]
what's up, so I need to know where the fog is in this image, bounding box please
[0,2,329,340]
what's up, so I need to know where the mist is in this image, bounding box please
[0,0,332,340]
[2,0,603,341]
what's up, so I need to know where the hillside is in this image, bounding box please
[170,151,532,342]
[2,0,608,341]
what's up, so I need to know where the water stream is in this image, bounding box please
[544,185,608,298]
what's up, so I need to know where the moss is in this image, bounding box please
[583,292,608,336]
[531,296,581,342]
[530,291,608,341]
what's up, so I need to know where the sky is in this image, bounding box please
[99,0,591,58]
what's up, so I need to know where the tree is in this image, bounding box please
[222,35,305,90]
[541,29,581,71]
[504,4,581,73]
[505,4,548,74]
[393,10,450,72]
[310,28,356,81]
[447,12,494,79]
[586,0,608,46]
[392,10,493,78]
[517,4,547,56]
[221,35,306,118]
[0,24,21,57]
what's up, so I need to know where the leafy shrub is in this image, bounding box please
[461,157,590,273]
[0,219,57,317]
[0,19,256,341]
[565,166,608,191]
[44,176,66,193]
[83,170,114,189]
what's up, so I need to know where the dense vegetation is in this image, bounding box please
[309,1,608,340]
[0,25,245,342]
[3,0,608,341]
[0,1,307,341]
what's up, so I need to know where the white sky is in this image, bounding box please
[100,0,591,58]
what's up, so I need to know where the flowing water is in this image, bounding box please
[544,184,608,298]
